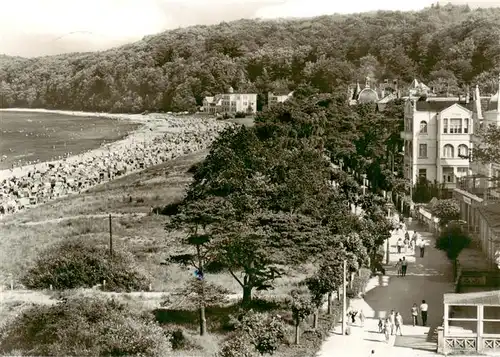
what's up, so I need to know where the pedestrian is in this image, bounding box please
[389,310,396,335]
[419,239,426,258]
[369,350,375,356]
[378,318,384,333]
[359,309,365,327]
[411,303,419,326]
[396,259,402,276]
[395,312,403,336]
[404,234,410,254]
[420,300,428,326]
[384,318,391,342]
[401,257,408,277]
[397,238,403,254]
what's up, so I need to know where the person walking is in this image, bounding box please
[397,238,403,254]
[359,309,365,327]
[418,239,426,258]
[420,300,429,326]
[384,318,392,342]
[378,318,384,333]
[395,312,403,336]
[396,259,402,276]
[411,303,419,326]
[401,257,408,277]
[411,231,418,251]
[404,234,410,254]
[389,310,396,335]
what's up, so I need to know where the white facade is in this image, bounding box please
[202,87,257,114]
[268,91,293,105]
[401,99,473,187]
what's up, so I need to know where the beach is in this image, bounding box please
[0,109,233,214]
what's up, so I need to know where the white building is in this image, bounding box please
[202,86,257,115]
[400,81,474,188]
[268,90,294,106]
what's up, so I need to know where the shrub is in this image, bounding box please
[0,295,171,356]
[216,334,254,357]
[431,199,460,227]
[20,238,151,291]
[436,226,472,260]
[234,111,247,118]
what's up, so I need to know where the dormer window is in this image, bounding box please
[420,121,428,134]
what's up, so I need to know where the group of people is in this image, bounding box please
[396,230,426,258]
[377,300,430,342]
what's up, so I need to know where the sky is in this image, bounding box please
[0,0,498,57]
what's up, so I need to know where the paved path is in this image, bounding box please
[316,216,457,357]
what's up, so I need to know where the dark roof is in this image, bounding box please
[478,203,500,233]
[358,88,379,104]
[415,100,474,112]
[444,291,500,306]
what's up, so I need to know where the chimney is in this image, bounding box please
[465,85,470,104]
[476,84,483,120]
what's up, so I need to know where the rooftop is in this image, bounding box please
[444,290,500,306]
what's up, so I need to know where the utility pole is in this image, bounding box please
[109,214,113,257]
[342,259,347,335]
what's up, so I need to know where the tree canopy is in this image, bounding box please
[2,5,500,112]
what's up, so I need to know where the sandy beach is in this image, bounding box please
[0,109,233,213]
[0,109,211,182]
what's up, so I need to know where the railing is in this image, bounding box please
[440,336,500,354]
[455,175,500,201]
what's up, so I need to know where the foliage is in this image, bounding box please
[234,310,286,355]
[161,279,231,309]
[217,334,255,357]
[412,178,445,203]
[431,199,461,227]
[436,225,472,260]
[347,268,372,298]
[1,5,497,113]
[20,238,151,291]
[288,290,314,326]
[0,295,171,356]
[473,124,500,165]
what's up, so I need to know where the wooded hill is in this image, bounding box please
[1,3,500,113]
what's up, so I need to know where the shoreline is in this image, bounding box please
[0,109,202,182]
[0,109,234,215]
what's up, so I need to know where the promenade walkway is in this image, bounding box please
[316,217,457,357]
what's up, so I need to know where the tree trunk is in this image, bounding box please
[199,305,206,336]
[313,310,319,329]
[327,292,333,315]
[242,285,252,306]
[294,321,300,345]
[197,245,206,336]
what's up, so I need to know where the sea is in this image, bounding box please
[0,111,140,170]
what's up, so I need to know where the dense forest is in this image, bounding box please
[2,3,500,113]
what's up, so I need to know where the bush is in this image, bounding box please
[21,239,151,291]
[234,111,247,118]
[431,199,460,227]
[0,295,171,356]
[347,268,371,298]
[436,226,472,260]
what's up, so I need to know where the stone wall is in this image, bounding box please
[0,118,234,215]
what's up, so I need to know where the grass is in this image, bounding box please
[0,149,313,295]
[0,146,329,356]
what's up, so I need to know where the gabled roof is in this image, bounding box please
[415,100,474,113]
[439,103,473,115]
[444,290,500,306]
[203,96,215,103]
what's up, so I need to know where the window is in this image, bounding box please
[443,167,454,183]
[443,118,448,133]
[464,118,469,134]
[443,144,454,158]
[419,144,427,158]
[420,121,428,134]
[418,169,427,179]
[450,118,462,134]
[458,144,468,158]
